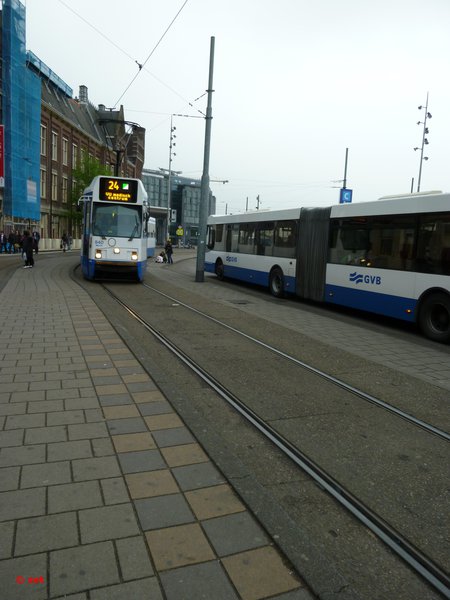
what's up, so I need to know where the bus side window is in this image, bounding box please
[207,226,215,250]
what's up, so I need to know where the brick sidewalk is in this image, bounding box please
[0,263,311,599]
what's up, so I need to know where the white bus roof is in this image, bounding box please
[208,192,450,223]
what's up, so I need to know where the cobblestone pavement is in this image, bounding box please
[0,262,313,600]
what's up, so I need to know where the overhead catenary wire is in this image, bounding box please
[113,0,190,108]
[56,0,200,115]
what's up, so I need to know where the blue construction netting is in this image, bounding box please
[2,0,41,222]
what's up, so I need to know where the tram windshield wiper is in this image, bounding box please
[128,218,139,241]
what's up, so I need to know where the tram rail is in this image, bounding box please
[101,282,450,599]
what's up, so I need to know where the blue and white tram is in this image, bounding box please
[79,176,151,282]
[205,191,450,343]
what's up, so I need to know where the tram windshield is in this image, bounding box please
[92,203,142,239]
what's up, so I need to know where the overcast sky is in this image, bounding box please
[24,0,450,214]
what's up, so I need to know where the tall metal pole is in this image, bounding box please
[195,36,215,282]
[343,147,349,189]
[417,92,429,193]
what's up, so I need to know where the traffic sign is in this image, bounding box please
[339,188,353,204]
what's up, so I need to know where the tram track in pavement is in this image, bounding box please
[99,280,450,599]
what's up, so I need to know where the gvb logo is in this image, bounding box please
[349,272,381,285]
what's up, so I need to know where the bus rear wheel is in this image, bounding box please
[269,267,284,298]
[419,293,450,343]
[215,260,224,280]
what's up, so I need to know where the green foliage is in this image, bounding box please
[67,155,112,228]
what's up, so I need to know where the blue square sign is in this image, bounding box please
[340,188,353,204]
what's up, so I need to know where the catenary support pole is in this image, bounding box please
[195,36,215,282]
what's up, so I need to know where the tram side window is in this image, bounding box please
[238,223,256,254]
[416,213,450,274]
[274,220,296,258]
[255,222,274,256]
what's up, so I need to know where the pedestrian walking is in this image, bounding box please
[165,239,174,264]
[22,231,34,268]
[61,232,68,252]
[32,231,40,254]
[0,232,7,254]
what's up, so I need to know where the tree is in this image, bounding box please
[67,155,112,235]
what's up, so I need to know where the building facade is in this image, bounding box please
[0,0,144,242]
[141,168,216,247]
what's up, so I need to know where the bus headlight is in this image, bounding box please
[95,250,102,259]
[131,252,138,261]
[113,247,120,254]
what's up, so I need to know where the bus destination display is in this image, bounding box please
[98,178,138,203]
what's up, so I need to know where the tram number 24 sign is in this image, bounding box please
[99,177,138,203]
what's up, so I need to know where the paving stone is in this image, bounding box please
[15,512,78,555]
[10,390,45,403]
[112,432,156,453]
[146,523,215,571]
[0,443,46,467]
[0,428,23,448]
[0,553,48,600]
[25,425,67,445]
[125,469,179,499]
[0,487,46,521]
[47,439,92,462]
[90,577,163,600]
[172,461,225,491]
[135,494,195,530]
[202,511,270,556]
[68,422,109,440]
[26,399,64,413]
[0,520,14,558]
[102,405,140,419]
[49,541,119,597]
[106,417,148,435]
[85,408,104,422]
[72,455,121,481]
[21,461,71,488]
[144,413,184,431]
[101,477,130,505]
[48,480,103,513]
[138,400,172,416]
[161,443,208,468]
[115,536,154,580]
[0,402,26,416]
[221,546,302,599]
[5,413,46,430]
[185,484,246,520]
[98,394,133,406]
[133,390,165,403]
[159,561,239,600]
[0,466,20,491]
[91,437,114,457]
[118,449,166,474]
[151,426,195,448]
[65,396,100,410]
[47,410,85,426]
[79,503,140,543]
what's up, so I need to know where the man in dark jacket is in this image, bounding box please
[22,231,35,268]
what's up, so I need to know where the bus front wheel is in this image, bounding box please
[419,293,450,343]
[215,260,224,281]
[269,267,284,298]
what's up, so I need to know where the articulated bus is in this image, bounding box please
[79,176,153,282]
[205,191,450,343]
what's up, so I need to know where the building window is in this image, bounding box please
[62,176,68,203]
[72,143,78,168]
[40,168,46,198]
[62,138,69,166]
[40,125,47,156]
[51,131,58,161]
[52,172,58,201]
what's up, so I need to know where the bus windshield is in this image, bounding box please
[92,203,142,239]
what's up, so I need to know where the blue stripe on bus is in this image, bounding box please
[324,284,417,322]
[204,261,296,292]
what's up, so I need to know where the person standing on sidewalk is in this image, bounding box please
[32,230,40,254]
[165,238,174,264]
[22,231,35,268]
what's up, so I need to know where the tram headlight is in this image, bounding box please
[131,251,138,261]
[113,247,120,254]
[95,250,102,259]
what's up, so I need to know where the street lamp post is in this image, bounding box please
[414,93,432,193]
[167,116,177,240]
